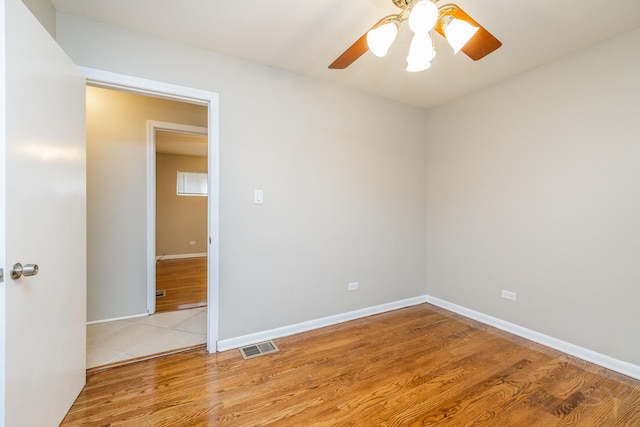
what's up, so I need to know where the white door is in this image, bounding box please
[1,0,87,425]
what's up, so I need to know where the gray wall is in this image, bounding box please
[425,29,640,366]
[59,14,429,337]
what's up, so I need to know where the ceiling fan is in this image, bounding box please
[329,0,501,72]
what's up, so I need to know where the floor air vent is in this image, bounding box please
[239,341,279,359]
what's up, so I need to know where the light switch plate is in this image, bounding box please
[254,189,264,204]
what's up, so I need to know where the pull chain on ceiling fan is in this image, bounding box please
[328,0,502,71]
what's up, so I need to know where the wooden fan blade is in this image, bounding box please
[329,15,397,69]
[435,4,502,61]
[329,32,369,69]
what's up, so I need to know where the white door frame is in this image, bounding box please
[81,67,220,352]
[146,121,208,315]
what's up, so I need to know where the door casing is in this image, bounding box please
[82,67,220,352]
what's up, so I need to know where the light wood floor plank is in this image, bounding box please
[61,304,640,426]
[155,257,207,312]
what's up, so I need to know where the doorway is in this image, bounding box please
[82,69,219,369]
[154,128,208,317]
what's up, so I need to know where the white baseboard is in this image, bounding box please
[216,295,428,352]
[156,253,207,261]
[425,295,640,381]
[87,312,148,325]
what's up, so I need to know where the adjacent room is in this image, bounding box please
[2,0,639,425]
[84,86,210,368]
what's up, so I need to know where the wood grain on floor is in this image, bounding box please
[62,303,640,426]
[155,257,207,312]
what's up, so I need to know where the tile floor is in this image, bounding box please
[87,307,207,369]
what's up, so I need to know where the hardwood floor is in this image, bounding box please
[61,304,640,426]
[155,257,207,312]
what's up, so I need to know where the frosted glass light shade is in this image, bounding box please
[408,0,439,33]
[443,18,479,54]
[406,33,434,72]
[406,59,432,72]
[366,21,399,57]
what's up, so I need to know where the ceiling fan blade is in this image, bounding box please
[329,31,369,69]
[329,15,397,69]
[435,4,502,61]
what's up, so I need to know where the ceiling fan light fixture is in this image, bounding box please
[408,0,439,33]
[442,16,479,54]
[366,20,399,57]
[329,2,502,70]
[406,32,434,72]
[406,60,432,72]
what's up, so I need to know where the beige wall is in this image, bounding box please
[425,29,640,366]
[86,86,207,321]
[60,14,429,336]
[156,153,208,257]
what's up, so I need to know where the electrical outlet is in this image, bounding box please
[501,290,516,301]
[189,240,196,245]
[348,282,359,291]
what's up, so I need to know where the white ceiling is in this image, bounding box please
[51,0,640,109]
[156,131,207,157]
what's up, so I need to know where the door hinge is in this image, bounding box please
[0,268,4,283]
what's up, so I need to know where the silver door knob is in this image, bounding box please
[11,263,39,280]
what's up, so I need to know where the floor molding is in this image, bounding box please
[425,295,640,380]
[216,295,428,352]
[156,253,207,261]
[87,312,148,325]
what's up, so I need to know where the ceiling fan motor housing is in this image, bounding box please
[392,0,413,10]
